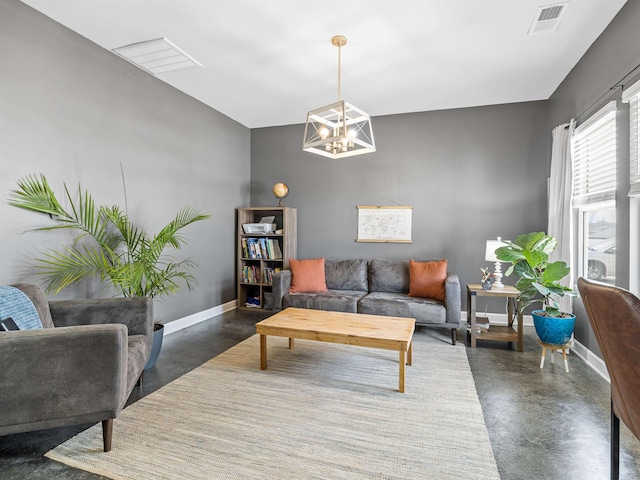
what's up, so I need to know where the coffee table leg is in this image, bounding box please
[260,334,267,370]
[289,338,294,349]
[399,350,406,393]
[407,341,413,366]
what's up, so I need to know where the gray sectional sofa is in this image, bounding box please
[272,259,461,344]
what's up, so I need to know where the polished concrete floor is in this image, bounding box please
[1,309,640,479]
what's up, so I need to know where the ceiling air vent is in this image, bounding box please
[113,38,202,75]
[528,2,569,35]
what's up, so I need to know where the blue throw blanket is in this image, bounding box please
[0,286,43,330]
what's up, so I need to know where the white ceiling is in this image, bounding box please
[21,0,627,129]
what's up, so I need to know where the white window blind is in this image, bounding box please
[572,101,617,206]
[622,80,640,197]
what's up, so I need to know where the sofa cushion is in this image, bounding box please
[409,259,447,301]
[368,259,409,293]
[283,290,367,313]
[0,286,44,330]
[289,258,328,293]
[126,335,149,394]
[358,291,447,325]
[325,259,368,291]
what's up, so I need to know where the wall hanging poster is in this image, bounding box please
[356,206,413,243]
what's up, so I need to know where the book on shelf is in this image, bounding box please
[244,238,261,259]
[264,237,273,258]
[246,239,255,258]
[468,316,490,333]
[242,264,259,283]
[262,239,271,259]
[270,239,283,259]
[262,266,282,285]
[252,239,262,258]
[243,237,282,260]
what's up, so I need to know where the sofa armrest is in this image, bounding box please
[49,297,153,342]
[272,269,292,311]
[445,273,462,327]
[0,325,128,433]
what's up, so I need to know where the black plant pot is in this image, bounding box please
[144,323,164,371]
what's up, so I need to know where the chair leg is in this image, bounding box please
[451,328,456,345]
[612,399,620,480]
[102,419,113,452]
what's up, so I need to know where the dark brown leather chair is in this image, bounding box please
[578,277,640,480]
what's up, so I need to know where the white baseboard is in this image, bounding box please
[162,299,238,335]
[571,339,610,382]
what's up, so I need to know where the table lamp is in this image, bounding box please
[485,237,506,288]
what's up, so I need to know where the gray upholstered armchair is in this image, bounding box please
[0,283,153,452]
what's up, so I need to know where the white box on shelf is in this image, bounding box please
[243,216,276,234]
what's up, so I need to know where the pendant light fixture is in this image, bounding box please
[302,35,375,159]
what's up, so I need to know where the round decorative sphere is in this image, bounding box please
[273,183,289,199]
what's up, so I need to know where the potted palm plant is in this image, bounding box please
[8,173,211,368]
[495,231,576,345]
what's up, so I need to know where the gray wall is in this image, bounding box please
[0,0,251,323]
[251,101,549,311]
[5,0,637,350]
[547,0,640,354]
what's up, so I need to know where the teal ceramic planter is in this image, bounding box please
[144,323,164,371]
[532,310,575,345]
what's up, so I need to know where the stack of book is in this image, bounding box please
[469,316,490,333]
[263,266,282,285]
[241,238,283,259]
[241,265,259,283]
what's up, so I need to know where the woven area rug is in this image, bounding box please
[46,332,500,479]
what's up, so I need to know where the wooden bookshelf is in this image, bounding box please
[236,207,297,311]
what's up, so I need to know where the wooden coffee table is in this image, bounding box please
[255,308,415,393]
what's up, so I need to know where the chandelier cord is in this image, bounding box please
[337,42,341,101]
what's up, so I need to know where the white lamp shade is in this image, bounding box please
[485,239,505,262]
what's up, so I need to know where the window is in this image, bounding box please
[579,205,616,283]
[572,101,617,285]
[623,79,640,293]
[622,80,640,196]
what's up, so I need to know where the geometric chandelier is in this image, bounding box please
[302,35,376,159]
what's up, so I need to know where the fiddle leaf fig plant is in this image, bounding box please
[495,231,575,317]
[8,173,210,298]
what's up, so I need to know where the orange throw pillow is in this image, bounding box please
[289,258,328,293]
[408,259,447,301]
